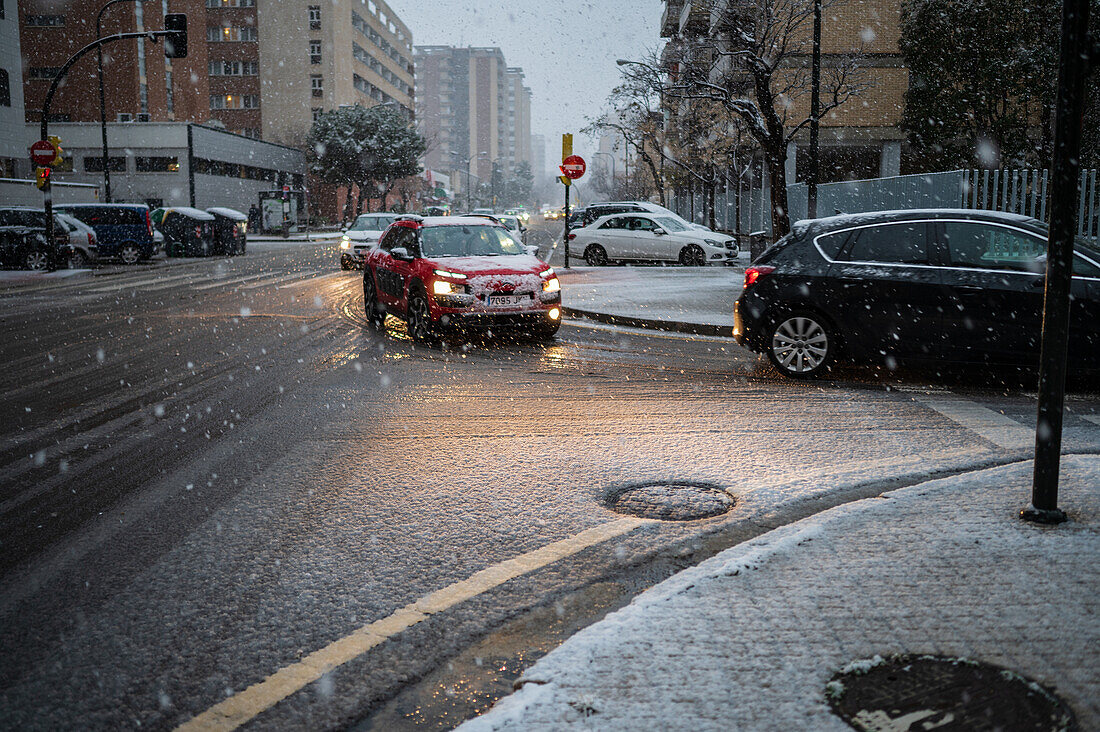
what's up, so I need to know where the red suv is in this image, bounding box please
[362,215,562,342]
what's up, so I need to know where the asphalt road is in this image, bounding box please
[2,238,1099,730]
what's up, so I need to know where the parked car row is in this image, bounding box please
[0,207,72,271]
[152,206,248,258]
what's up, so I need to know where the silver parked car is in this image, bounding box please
[56,213,100,269]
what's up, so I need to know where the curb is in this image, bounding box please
[563,306,734,338]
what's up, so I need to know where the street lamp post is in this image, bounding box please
[807,0,822,219]
[97,0,149,203]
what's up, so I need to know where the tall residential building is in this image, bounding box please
[1,0,28,177]
[416,46,531,194]
[16,0,413,146]
[258,0,414,146]
[19,0,209,127]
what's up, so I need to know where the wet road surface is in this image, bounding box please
[2,240,1099,729]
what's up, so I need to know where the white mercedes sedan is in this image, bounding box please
[569,213,738,266]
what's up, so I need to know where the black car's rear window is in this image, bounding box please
[838,222,929,265]
[814,230,851,259]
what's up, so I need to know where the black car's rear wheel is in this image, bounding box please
[584,244,608,266]
[25,249,50,271]
[766,312,833,378]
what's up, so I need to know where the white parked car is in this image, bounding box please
[570,213,738,266]
[340,213,398,269]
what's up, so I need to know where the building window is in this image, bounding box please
[310,40,322,65]
[26,15,65,26]
[206,0,255,6]
[239,128,261,139]
[308,5,321,30]
[0,69,9,107]
[311,107,323,121]
[136,156,180,172]
[84,156,126,173]
[209,60,257,76]
[311,75,323,97]
[210,94,259,109]
[207,26,257,42]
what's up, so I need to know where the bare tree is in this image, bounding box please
[628,0,865,236]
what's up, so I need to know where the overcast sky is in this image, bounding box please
[390,0,663,171]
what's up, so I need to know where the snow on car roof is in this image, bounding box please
[206,207,247,220]
[165,206,215,220]
[419,215,505,227]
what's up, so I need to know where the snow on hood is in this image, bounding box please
[346,230,383,241]
[428,254,549,294]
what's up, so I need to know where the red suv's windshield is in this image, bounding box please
[420,225,525,257]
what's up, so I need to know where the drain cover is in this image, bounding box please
[827,655,1076,731]
[606,482,734,521]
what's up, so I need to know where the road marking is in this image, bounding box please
[176,517,648,732]
[917,398,1033,450]
[193,273,272,291]
[278,271,342,289]
[1082,415,1100,427]
[238,271,322,290]
[90,273,196,293]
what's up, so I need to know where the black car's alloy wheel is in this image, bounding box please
[679,244,706,266]
[362,270,386,329]
[584,244,608,266]
[25,249,50,271]
[406,292,436,343]
[767,312,833,378]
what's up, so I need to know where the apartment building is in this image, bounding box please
[1,0,28,178]
[415,46,534,199]
[660,0,907,182]
[259,0,414,146]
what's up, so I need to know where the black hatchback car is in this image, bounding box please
[734,209,1100,378]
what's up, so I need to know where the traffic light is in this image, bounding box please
[35,167,51,190]
[47,136,63,166]
[164,14,188,58]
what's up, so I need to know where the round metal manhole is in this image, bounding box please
[826,655,1077,731]
[605,481,735,521]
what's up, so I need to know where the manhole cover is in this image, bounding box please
[605,482,734,521]
[827,655,1076,731]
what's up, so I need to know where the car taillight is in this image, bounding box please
[146,210,153,236]
[87,232,94,246]
[194,226,202,238]
[568,233,576,240]
[744,265,775,288]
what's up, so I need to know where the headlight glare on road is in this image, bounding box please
[433,279,461,295]
[542,277,560,293]
[433,268,468,280]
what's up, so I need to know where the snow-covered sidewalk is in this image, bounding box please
[461,456,1100,731]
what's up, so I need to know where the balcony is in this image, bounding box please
[660,0,685,38]
[679,0,709,37]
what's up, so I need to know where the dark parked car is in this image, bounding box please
[155,207,217,257]
[0,207,71,271]
[206,207,248,255]
[734,209,1100,378]
[55,203,157,264]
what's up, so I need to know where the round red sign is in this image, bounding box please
[561,154,586,180]
[30,140,56,166]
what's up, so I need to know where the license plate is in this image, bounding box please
[487,293,530,307]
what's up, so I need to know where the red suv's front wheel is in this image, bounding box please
[406,291,436,343]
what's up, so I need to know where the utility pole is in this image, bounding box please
[1022,0,1094,525]
[807,0,822,219]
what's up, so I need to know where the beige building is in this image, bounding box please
[661,0,908,182]
[259,0,414,146]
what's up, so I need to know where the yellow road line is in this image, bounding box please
[177,517,648,731]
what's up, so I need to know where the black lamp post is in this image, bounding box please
[97,0,149,203]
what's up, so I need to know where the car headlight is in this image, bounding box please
[340,240,350,249]
[703,239,721,248]
[433,279,463,295]
[542,277,560,293]
[433,268,468,280]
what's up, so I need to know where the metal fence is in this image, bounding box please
[673,168,1100,243]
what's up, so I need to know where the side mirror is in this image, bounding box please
[654,229,667,236]
[524,245,539,256]
[390,247,414,261]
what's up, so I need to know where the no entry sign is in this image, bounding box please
[560,155,586,180]
[30,140,57,166]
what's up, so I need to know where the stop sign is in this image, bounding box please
[30,140,56,166]
[560,155,586,180]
